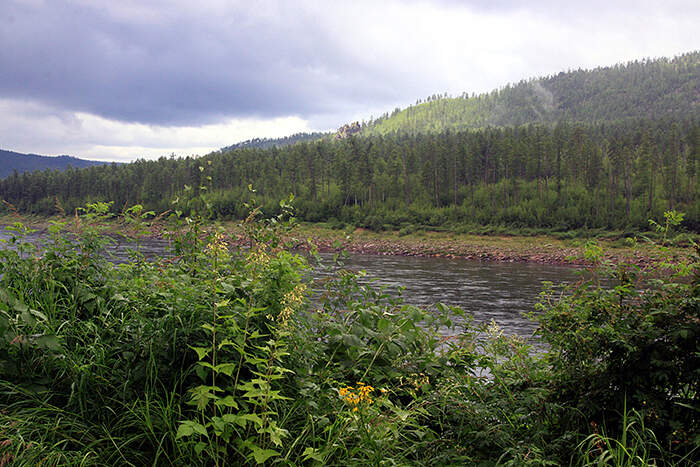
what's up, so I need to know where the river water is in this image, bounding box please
[314,252,580,339]
[1,231,581,341]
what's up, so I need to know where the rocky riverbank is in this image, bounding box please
[1,214,690,268]
[280,224,684,268]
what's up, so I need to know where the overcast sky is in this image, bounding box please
[1,0,698,162]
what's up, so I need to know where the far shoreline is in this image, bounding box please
[1,214,694,268]
[283,223,689,268]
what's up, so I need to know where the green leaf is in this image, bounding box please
[215,395,239,409]
[36,335,61,351]
[221,413,246,428]
[20,310,35,325]
[211,416,226,435]
[218,338,240,350]
[240,413,263,428]
[189,346,211,361]
[250,446,279,464]
[111,293,127,302]
[187,385,222,410]
[261,421,288,447]
[13,301,28,313]
[30,309,47,321]
[215,363,236,377]
[176,420,208,439]
[194,442,207,455]
[302,447,324,462]
[342,333,363,347]
[175,424,193,439]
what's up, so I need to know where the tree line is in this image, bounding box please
[1,117,698,232]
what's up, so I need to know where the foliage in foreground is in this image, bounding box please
[0,203,697,466]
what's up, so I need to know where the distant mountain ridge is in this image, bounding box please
[0,149,108,179]
[362,51,699,135]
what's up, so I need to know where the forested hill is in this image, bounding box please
[0,149,108,179]
[221,132,329,151]
[363,52,699,135]
[1,53,699,233]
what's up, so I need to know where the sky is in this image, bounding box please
[1,0,698,162]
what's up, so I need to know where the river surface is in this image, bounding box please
[313,252,581,340]
[1,231,581,341]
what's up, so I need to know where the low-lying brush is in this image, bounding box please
[0,201,697,465]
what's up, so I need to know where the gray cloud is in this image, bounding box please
[0,1,411,126]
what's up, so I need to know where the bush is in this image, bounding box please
[398,223,418,237]
[535,242,700,463]
[0,202,469,465]
[326,216,345,230]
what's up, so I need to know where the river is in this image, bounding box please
[1,231,581,342]
[312,251,581,341]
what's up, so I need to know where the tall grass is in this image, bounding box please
[577,400,664,466]
[0,202,697,465]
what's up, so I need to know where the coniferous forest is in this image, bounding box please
[365,52,699,135]
[1,118,698,232]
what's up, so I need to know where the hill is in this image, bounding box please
[364,52,699,135]
[221,132,328,151]
[0,149,108,179]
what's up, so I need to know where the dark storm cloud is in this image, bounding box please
[0,1,404,126]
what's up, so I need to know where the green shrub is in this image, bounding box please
[398,223,417,237]
[535,242,699,463]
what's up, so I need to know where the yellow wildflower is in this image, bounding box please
[247,247,270,268]
[278,283,307,325]
[402,373,429,391]
[338,382,375,410]
[205,232,229,257]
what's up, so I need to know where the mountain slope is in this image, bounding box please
[364,51,699,135]
[0,149,108,179]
